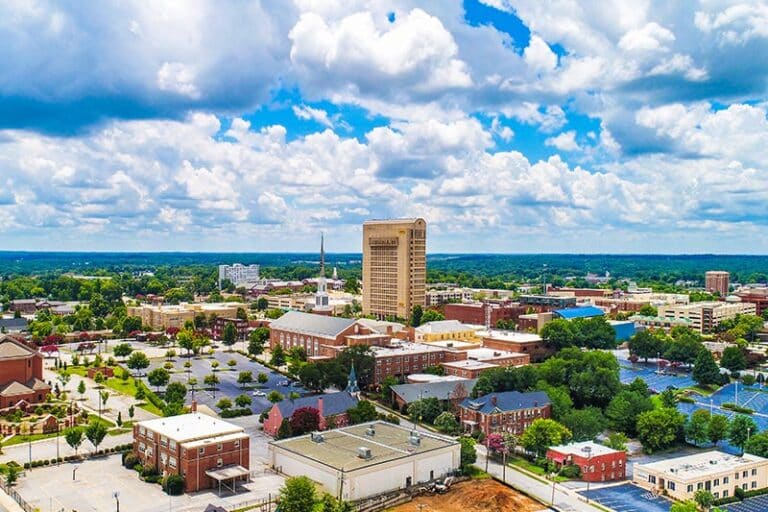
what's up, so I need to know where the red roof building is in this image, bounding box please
[546,441,626,482]
[0,335,51,410]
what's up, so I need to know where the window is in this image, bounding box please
[742,484,748,490]
[169,457,177,469]
[649,475,656,484]
[217,443,223,451]
[753,469,758,476]
[169,441,177,451]
[752,481,758,489]
[687,485,693,493]
[735,472,740,480]
[667,482,676,491]
[724,477,729,484]
[139,442,146,453]
[697,483,703,490]
[217,458,223,467]
[714,492,719,499]
[723,491,729,498]
[714,479,719,486]
[234,440,240,448]
[199,447,205,455]
[743,471,749,478]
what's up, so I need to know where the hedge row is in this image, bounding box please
[721,402,755,414]
[22,443,133,469]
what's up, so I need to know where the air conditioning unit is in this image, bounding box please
[366,427,376,437]
[311,432,324,443]
[409,434,421,446]
[358,447,372,459]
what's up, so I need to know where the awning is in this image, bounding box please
[205,465,250,496]
[462,420,478,425]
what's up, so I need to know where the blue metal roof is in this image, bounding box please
[460,390,550,414]
[553,306,605,320]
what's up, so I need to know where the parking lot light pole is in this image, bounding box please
[549,472,557,506]
[582,446,593,502]
[113,491,119,512]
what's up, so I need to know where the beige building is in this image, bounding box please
[127,303,242,330]
[656,300,756,333]
[362,218,426,320]
[414,320,483,343]
[706,271,731,297]
[633,451,768,502]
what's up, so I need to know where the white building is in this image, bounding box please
[426,288,474,307]
[268,421,460,501]
[656,300,756,333]
[218,264,260,289]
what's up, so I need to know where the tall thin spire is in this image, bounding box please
[320,232,325,277]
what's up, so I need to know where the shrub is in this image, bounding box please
[122,452,139,469]
[722,403,754,414]
[735,486,746,500]
[559,464,581,478]
[163,474,185,495]
[677,396,695,404]
[742,374,757,386]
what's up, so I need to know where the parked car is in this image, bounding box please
[252,390,266,397]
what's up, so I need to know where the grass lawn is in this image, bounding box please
[3,431,60,447]
[508,456,569,482]
[87,414,114,428]
[687,385,718,396]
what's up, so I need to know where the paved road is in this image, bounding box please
[475,445,601,512]
[0,431,133,465]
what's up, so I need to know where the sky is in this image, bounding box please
[2,0,768,254]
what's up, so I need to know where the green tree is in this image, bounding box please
[236,307,248,320]
[77,379,86,398]
[276,418,292,439]
[520,418,572,457]
[176,329,196,356]
[347,400,378,424]
[258,372,269,384]
[659,387,678,408]
[121,315,142,335]
[694,490,714,511]
[216,398,233,410]
[222,322,237,349]
[411,305,423,327]
[434,411,460,434]
[459,437,477,474]
[256,297,269,311]
[729,414,758,453]
[268,390,284,403]
[636,408,685,453]
[126,351,150,375]
[5,464,20,486]
[665,334,704,365]
[540,319,574,350]
[720,346,747,373]
[237,371,253,387]
[147,367,170,392]
[670,502,698,512]
[540,384,573,421]
[379,375,399,406]
[299,363,325,392]
[113,343,133,360]
[628,330,665,362]
[270,345,286,366]
[235,394,252,408]
[164,381,187,405]
[64,427,84,456]
[279,476,316,512]
[604,432,628,451]
[638,304,658,317]
[685,409,711,446]
[85,421,108,452]
[561,407,606,442]
[605,390,654,436]
[421,310,445,323]
[203,373,219,389]
[744,431,768,457]
[693,350,721,387]
[408,397,442,424]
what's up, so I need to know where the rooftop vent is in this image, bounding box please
[366,426,376,437]
[311,432,324,443]
[358,447,372,459]
[409,433,421,446]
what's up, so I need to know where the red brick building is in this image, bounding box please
[134,409,250,492]
[371,343,449,384]
[459,391,551,437]
[269,311,387,359]
[263,391,359,437]
[0,335,51,409]
[546,441,626,482]
[481,331,552,362]
[736,288,768,317]
[212,317,248,341]
[443,302,527,326]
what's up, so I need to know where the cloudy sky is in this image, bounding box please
[2,0,768,253]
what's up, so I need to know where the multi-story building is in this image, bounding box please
[459,391,550,437]
[212,317,248,341]
[518,295,577,310]
[133,409,250,492]
[425,288,474,307]
[0,336,51,409]
[269,311,390,359]
[371,342,448,384]
[413,320,482,343]
[126,303,242,331]
[218,263,260,289]
[480,331,551,363]
[9,299,37,315]
[546,441,626,482]
[362,218,426,320]
[444,302,528,328]
[736,287,768,317]
[633,451,768,502]
[547,287,612,298]
[656,300,756,333]
[706,271,731,297]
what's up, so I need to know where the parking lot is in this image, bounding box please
[724,494,768,512]
[580,483,672,512]
[141,348,307,414]
[618,357,695,392]
[15,453,285,512]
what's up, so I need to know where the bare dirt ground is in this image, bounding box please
[388,479,545,512]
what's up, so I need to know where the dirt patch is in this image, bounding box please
[388,479,544,512]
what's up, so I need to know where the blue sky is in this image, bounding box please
[1,0,768,253]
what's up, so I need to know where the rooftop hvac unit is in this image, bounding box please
[409,434,421,446]
[358,447,372,459]
[366,426,376,437]
[311,432,324,443]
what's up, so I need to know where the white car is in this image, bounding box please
[252,390,266,397]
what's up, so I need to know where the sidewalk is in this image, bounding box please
[475,445,605,512]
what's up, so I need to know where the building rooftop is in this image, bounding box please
[390,379,477,404]
[371,342,445,357]
[363,218,424,225]
[635,451,767,480]
[424,339,478,349]
[0,336,36,359]
[553,306,605,319]
[461,390,550,414]
[269,310,356,338]
[549,441,622,458]
[464,347,526,361]
[137,413,244,443]
[273,391,358,419]
[269,421,457,472]
[442,360,497,371]
[416,320,482,334]
[480,330,542,343]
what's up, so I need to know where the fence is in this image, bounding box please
[225,494,277,512]
[0,477,35,512]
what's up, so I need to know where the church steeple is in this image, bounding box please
[315,233,330,310]
[320,232,325,278]
[346,362,360,396]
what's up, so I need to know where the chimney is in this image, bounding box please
[491,395,497,406]
[317,397,324,418]
[190,400,197,413]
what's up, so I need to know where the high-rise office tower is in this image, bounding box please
[362,218,426,320]
[705,271,730,297]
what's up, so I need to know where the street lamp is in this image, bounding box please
[548,472,558,506]
[113,491,120,512]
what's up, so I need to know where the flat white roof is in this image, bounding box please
[465,348,526,361]
[371,342,445,357]
[636,451,767,480]
[442,360,497,370]
[425,339,478,349]
[138,413,244,443]
[549,441,621,458]
[480,330,542,343]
